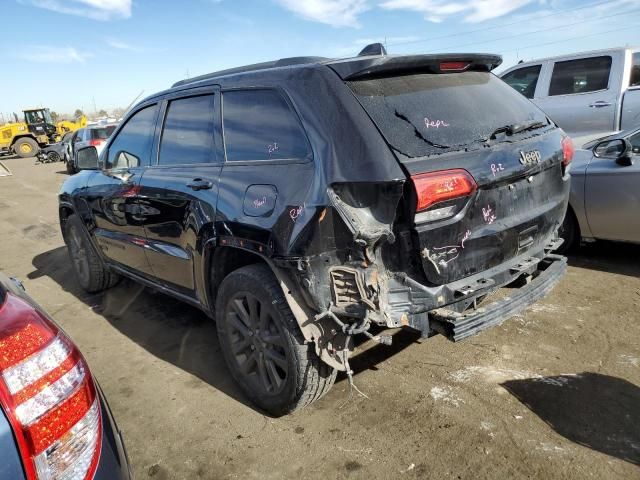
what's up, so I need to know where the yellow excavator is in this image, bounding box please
[0,108,87,157]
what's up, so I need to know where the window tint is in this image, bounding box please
[107,105,158,169]
[158,95,215,165]
[549,56,611,96]
[90,126,116,140]
[348,72,548,158]
[501,65,541,99]
[631,52,640,87]
[223,89,311,161]
[630,131,640,154]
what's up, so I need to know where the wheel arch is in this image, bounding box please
[204,243,346,371]
[58,202,75,240]
[10,134,38,147]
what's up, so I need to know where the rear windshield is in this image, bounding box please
[348,72,548,158]
[91,125,117,140]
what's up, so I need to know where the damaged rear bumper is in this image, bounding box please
[428,254,566,341]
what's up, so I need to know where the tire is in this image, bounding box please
[216,264,336,416]
[13,137,39,158]
[557,208,579,254]
[46,151,61,163]
[64,214,119,292]
[66,159,76,175]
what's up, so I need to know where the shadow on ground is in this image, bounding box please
[29,246,255,410]
[567,241,640,278]
[503,372,640,466]
[29,247,423,411]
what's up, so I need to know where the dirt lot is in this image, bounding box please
[0,155,639,479]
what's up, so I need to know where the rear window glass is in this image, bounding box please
[549,56,611,96]
[90,126,116,140]
[348,72,547,158]
[222,89,311,161]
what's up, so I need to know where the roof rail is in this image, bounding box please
[172,56,330,88]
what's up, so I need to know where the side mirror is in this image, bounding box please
[593,138,634,166]
[76,146,99,171]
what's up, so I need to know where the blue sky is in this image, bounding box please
[2,0,639,117]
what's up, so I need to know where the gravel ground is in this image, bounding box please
[1,155,639,480]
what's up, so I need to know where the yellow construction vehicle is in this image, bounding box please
[0,108,87,158]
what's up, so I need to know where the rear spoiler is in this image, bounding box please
[327,54,502,80]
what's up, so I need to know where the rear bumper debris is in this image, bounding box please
[428,254,567,341]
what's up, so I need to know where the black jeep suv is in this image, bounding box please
[59,46,571,415]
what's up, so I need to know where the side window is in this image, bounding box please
[501,65,541,99]
[222,89,311,161]
[630,52,640,88]
[549,56,612,96]
[106,104,158,169]
[158,95,216,165]
[629,131,640,155]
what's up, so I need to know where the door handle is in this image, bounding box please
[589,101,612,108]
[187,178,213,191]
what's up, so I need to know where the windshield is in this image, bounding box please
[347,72,549,158]
[24,110,53,125]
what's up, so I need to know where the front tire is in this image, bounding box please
[216,264,336,416]
[66,159,76,175]
[64,214,119,292]
[14,138,39,158]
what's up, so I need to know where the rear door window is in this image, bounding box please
[348,72,548,158]
[158,94,216,165]
[222,89,311,161]
[106,104,158,169]
[549,56,612,96]
[630,52,640,87]
[501,65,541,98]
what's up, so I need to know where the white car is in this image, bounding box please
[67,124,118,174]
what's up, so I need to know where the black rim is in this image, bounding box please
[68,225,90,285]
[224,292,288,396]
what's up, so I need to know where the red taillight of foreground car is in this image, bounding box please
[88,139,104,147]
[0,293,101,480]
[412,169,477,213]
[561,136,574,169]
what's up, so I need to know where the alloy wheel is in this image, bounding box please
[224,292,289,396]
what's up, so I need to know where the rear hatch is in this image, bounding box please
[346,66,570,285]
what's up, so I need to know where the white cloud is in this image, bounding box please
[105,38,144,52]
[380,0,535,23]
[22,0,132,20]
[274,0,369,28]
[17,46,91,63]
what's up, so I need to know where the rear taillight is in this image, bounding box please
[412,169,477,222]
[0,293,101,480]
[561,136,574,169]
[88,139,104,147]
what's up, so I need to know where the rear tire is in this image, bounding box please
[64,214,119,292]
[216,264,336,416]
[13,138,39,158]
[557,208,579,254]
